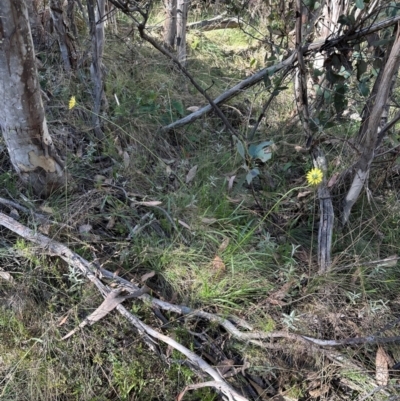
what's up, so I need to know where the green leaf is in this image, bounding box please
[248,141,273,163]
[334,84,347,114]
[236,140,246,160]
[356,59,368,80]
[246,168,260,185]
[356,0,364,9]
[314,84,323,96]
[358,81,370,97]
[263,74,271,88]
[326,69,344,84]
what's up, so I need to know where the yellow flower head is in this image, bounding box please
[68,96,76,110]
[306,168,323,186]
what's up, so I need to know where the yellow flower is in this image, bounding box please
[306,168,323,186]
[68,96,76,110]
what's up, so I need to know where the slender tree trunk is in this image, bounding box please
[163,0,177,49]
[106,1,118,34]
[50,0,77,71]
[87,0,106,139]
[0,0,65,196]
[67,0,78,38]
[177,0,189,66]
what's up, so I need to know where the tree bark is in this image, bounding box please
[50,0,77,71]
[176,0,189,66]
[342,27,400,225]
[163,0,177,48]
[0,0,65,196]
[87,0,106,139]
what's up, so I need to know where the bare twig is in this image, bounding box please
[0,212,246,400]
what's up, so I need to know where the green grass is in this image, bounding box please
[1,6,400,401]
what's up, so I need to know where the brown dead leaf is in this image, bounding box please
[212,255,225,272]
[247,378,269,400]
[265,281,293,306]
[141,271,155,282]
[217,359,235,376]
[57,314,69,326]
[218,238,230,253]
[38,224,51,235]
[186,165,198,183]
[309,384,330,398]
[62,290,128,340]
[327,172,339,188]
[376,346,389,386]
[186,106,200,112]
[297,190,311,199]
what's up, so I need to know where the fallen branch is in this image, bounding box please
[0,211,247,401]
[2,210,400,352]
[177,381,248,401]
[161,14,400,132]
[187,15,243,32]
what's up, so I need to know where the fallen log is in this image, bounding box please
[187,15,243,31]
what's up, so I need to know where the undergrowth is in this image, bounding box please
[1,6,400,401]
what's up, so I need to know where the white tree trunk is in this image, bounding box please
[0,0,65,196]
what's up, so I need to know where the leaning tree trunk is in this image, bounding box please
[0,0,65,197]
[342,28,400,225]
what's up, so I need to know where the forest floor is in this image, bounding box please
[1,9,400,401]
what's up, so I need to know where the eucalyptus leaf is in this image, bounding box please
[356,59,368,81]
[356,0,364,9]
[236,140,246,160]
[358,81,370,97]
[248,141,273,162]
[246,168,260,185]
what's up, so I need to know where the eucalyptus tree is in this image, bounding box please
[0,0,66,196]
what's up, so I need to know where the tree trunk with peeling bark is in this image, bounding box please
[50,0,77,71]
[163,0,177,49]
[0,0,65,197]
